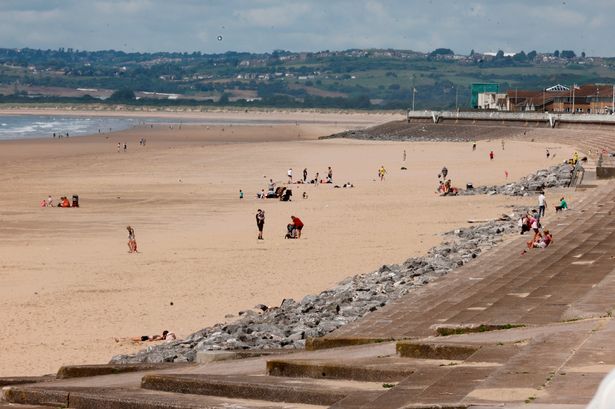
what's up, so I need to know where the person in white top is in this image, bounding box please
[538,192,547,218]
[287,168,293,183]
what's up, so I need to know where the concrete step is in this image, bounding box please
[3,385,327,409]
[266,357,420,382]
[0,376,54,388]
[56,363,194,379]
[141,373,384,406]
[0,405,54,409]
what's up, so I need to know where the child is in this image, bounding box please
[127,226,138,253]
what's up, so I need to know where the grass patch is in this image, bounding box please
[436,324,525,336]
[382,383,396,389]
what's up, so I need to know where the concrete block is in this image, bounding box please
[195,350,237,363]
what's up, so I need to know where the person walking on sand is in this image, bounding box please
[126,226,137,253]
[546,149,550,159]
[472,142,477,151]
[403,149,407,162]
[327,166,333,183]
[314,172,319,186]
[256,209,265,240]
[117,142,121,153]
[287,168,293,184]
[378,165,387,181]
[303,168,308,183]
[123,143,127,152]
[291,215,304,239]
[538,191,547,218]
[489,151,494,160]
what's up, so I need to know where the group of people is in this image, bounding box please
[435,166,458,196]
[518,192,567,253]
[287,167,334,185]
[254,166,337,199]
[40,195,78,208]
[255,210,304,240]
[519,212,553,252]
[52,132,70,138]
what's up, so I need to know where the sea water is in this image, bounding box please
[0,115,136,141]
[0,114,333,141]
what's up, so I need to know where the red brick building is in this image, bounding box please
[506,84,615,114]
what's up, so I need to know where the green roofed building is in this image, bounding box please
[471,83,499,108]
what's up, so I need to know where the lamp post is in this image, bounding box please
[448,85,458,111]
[412,87,416,111]
[543,88,546,112]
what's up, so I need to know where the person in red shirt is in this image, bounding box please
[291,215,304,239]
[489,151,494,160]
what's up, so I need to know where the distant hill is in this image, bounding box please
[1,47,614,110]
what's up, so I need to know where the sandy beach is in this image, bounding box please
[0,113,576,376]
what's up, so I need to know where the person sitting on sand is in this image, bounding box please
[46,195,54,207]
[285,223,297,239]
[267,179,276,195]
[555,197,568,212]
[302,191,308,199]
[290,215,304,239]
[116,330,176,344]
[127,226,138,253]
[59,196,70,207]
[437,181,446,194]
[257,189,265,199]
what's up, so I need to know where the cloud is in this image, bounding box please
[0,0,614,56]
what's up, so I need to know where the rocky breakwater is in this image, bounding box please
[460,163,575,196]
[111,164,575,365]
[112,207,535,365]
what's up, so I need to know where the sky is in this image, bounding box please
[0,0,613,56]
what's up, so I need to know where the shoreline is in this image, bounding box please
[0,105,404,122]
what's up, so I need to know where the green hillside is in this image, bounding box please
[1,47,614,110]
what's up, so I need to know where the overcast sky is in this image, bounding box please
[0,0,613,56]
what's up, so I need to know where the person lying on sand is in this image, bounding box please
[115,330,176,344]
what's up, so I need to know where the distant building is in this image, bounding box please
[477,92,510,110]
[475,84,615,114]
[507,84,615,113]
[471,83,499,109]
